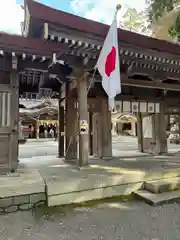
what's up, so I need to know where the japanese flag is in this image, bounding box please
[95,15,121,110]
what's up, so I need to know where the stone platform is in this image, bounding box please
[38,154,180,207]
[2,154,180,213]
[0,168,46,213]
[43,161,180,207]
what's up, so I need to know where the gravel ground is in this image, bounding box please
[0,200,180,240]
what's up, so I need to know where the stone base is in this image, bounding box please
[144,177,180,194]
[0,168,46,214]
[45,165,180,207]
[0,193,46,214]
[47,183,142,207]
[133,189,180,206]
[2,158,180,212]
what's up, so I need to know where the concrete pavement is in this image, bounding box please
[20,136,139,158]
[19,136,180,159]
[0,201,180,239]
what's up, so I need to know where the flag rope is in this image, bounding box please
[65,68,98,157]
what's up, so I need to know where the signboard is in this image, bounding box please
[114,101,160,113]
[79,120,88,134]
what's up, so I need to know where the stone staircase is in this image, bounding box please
[133,177,180,205]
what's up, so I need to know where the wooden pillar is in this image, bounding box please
[65,83,77,160]
[58,99,65,157]
[167,114,170,130]
[77,72,89,166]
[92,112,101,157]
[100,97,112,158]
[9,56,19,171]
[154,103,167,154]
[136,112,143,152]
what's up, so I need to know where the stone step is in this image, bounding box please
[144,177,180,194]
[133,189,180,206]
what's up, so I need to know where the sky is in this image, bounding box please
[0,0,147,34]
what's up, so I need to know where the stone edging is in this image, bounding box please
[0,193,46,214]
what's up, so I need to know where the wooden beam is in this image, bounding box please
[57,54,83,68]
[121,78,180,91]
[115,95,180,106]
[123,55,180,74]
[94,73,180,91]
[18,59,50,71]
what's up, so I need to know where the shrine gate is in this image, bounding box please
[0,0,180,174]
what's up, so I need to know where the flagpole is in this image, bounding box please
[114,4,121,24]
[94,4,122,112]
[116,4,121,12]
[108,4,121,112]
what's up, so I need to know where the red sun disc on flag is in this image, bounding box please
[105,46,116,77]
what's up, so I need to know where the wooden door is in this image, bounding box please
[92,113,102,157]
[142,115,154,153]
[0,84,18,174]
[89,112,93,155]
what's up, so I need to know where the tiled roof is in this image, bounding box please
[0,32,68,56]
[26,0,180,56]
[19,99,58,108]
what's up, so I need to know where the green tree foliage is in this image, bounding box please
[151,10,178,40]
[122,8,148,34]
[168,12,180,41]
[146,0,180,40]
[146,0,179,20]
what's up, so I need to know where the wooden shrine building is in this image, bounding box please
[1,0,180,174]
[19,99,58,139]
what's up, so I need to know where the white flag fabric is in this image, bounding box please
[95,15,121,110]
